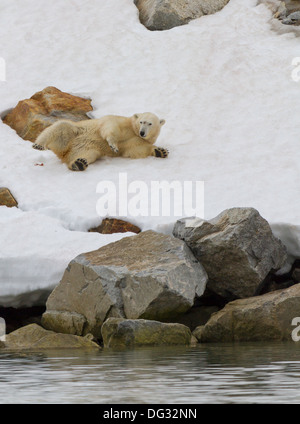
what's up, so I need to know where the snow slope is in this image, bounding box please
[0,0,299,307]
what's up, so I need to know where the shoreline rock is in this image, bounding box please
[195,283,300,342]
[101,318,192,347]
[173,208,288,300]
[42,230,208,338]
[0,323,101,350]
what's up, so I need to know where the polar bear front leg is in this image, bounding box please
[106,136,119,153]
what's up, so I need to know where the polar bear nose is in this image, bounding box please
[140,131,145,137]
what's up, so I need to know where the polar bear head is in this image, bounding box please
[132,112,165,144]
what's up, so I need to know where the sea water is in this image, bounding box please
[1,342,300,404]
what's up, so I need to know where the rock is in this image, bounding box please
[0,323,100,350]
[0,187,18,207]
[89,218,141,234]
[101,318,192,347]
[197,283,300,342]
[192,325,205,342]
[42,230,208,338]
[134,0,230,31]
[173,208,288,300]
[2,86,93,142]
[282,11,300,24]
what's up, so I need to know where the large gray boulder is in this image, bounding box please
[134,0,230,31]
[195,283,300,342]
[173,208,287,300]
[102,318,192,347]
[42,231,208,338]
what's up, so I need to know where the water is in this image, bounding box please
[1,342,300,404]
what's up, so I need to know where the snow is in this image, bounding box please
[0,0,299,307]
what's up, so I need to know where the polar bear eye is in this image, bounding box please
[148,123,152,126]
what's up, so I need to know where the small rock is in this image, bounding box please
[282,11,300,24]
[1,323,100,350]
[2,86,93,142]
[101,318,192,347]
[0,188,18,208]
[89,218,141,234]
[42,230,208,338]
[173,208,287,300]
[134,0,230,31]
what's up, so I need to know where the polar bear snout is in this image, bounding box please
[140,130,146,137]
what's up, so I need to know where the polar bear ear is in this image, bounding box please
[134,114,141,119]
[160,119,166,126]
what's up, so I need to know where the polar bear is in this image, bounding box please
[32,112,168,171]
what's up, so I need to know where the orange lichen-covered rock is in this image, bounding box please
[2,86,93,142]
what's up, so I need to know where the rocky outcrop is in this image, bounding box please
[263,0,300,25]
[42,230,208,338]
[101,318,192,347]
[173,208,287,300]
[0,187,18,207]
[89,218,141,234]
[134,0,230,31]
[195,283,300,342]
[2,86,93,142]
[1,324,100,350]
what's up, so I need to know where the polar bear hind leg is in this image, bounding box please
[32,120,79,152]
[68,148,101,171]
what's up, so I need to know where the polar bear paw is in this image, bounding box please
[32,143,46,151]
[154,147,169,158]
[71,158,88,171]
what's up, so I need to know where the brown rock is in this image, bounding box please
[0,188,18,207]
[1,324,100,350]
[89,218,141,234]
[2,86,93,142]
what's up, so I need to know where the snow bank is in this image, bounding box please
[0,0,299,306]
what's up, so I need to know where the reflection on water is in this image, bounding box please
[1,342,300,403]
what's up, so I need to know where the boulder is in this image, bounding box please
[2,86,93,142]
[0,187,18,207]
[101,318,192,347]
[42,230,208,338]
[89,218,141,234]
[196,283,300,342]
[134,0,230,31]
[173,208,287,300]
[1,324,100,350]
